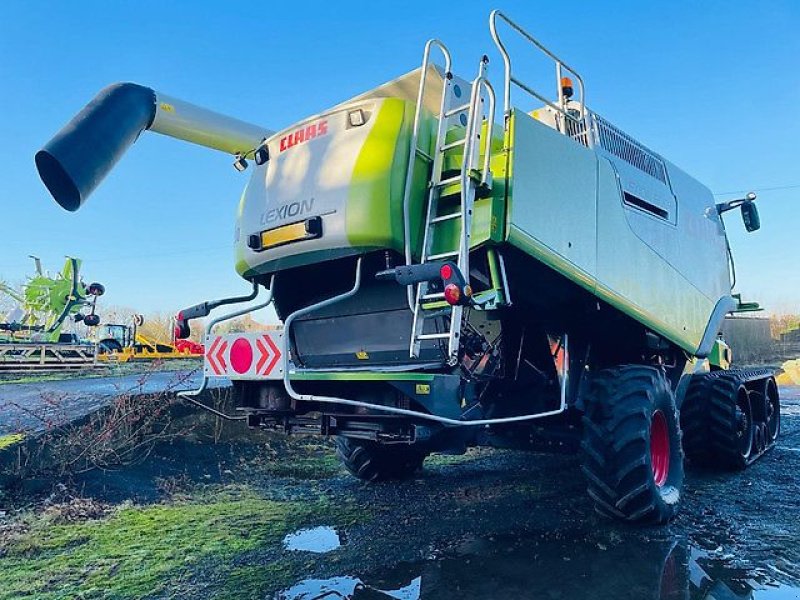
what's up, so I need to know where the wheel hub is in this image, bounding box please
[650,409,670,487]
[734,388,755,459]
[735,406,750,439]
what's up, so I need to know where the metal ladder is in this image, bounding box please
[409,57,496,364]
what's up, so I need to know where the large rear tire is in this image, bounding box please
[335,437,427,482]
[581,365,684,524]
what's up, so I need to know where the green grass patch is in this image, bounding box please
[0,485,357,600]
[264,451,342,479]
[426,447,488,467]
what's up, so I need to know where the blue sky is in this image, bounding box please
[1,0,798,315]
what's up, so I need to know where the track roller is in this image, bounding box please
[681,368,779,470]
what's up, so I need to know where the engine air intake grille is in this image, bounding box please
[592,115,668,184]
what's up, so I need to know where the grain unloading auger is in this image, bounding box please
[37,11,779,524]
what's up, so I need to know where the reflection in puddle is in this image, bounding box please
[276,576,421,600]
[283,526,343,554]
[689,546,800,600]
[278,531,799,599]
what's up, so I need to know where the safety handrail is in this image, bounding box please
[464,72,497,187]
[489,9,590,144]
[458,62,496,273]
[402,39,453,311]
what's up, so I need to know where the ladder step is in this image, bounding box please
[440,138,466,152]
[427,250,459,261]
[430,211,462,224]
[421,292,445,301]
[436,175,462,188]
[443,103,471,118]
[416,333,451,341]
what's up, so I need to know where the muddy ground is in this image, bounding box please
[1,386,799,599]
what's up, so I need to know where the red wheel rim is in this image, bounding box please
[650,410,670,487]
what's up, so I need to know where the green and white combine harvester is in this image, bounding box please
[36,11,779,523]
[0,257,104,370]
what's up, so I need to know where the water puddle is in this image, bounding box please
[283,526,344,554]
[276,530,800,599]
[276,576,421,600]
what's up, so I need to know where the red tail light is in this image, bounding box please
[444,283,461,305]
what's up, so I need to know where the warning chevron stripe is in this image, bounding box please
[255,334,282,376]
[215,340,228,373]
[263,334,281,375]
[206,336,222,375]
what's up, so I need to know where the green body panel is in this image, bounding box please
[428,122,508,258]
[235,189,249,276]
[708,338,732,370]
[343,100,508,260]
[346,99,422,252]
[501,110,727,355]
[507,223,699,353]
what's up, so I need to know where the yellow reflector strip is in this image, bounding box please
[261,221,313,250]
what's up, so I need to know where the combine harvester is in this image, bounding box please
[0,257,104,372]
[36,11,780,523]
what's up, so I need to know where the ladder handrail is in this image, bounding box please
[467,75,496,187]
[458,67,496,272]
[402,39,453,312]
[489,9,589,138]
[410,58,497,364]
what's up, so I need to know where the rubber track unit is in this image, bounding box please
[581,365,684,524]
[335,437,426,482]
[681,368,777,470]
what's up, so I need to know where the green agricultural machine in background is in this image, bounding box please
[0,256,104,371]
[36,11,780,523]
[0,256,104,342]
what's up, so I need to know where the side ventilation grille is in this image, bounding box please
[591,114,668,184]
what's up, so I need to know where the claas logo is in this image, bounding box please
[279,120,329,152]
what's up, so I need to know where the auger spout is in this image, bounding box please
[35,82,272,211]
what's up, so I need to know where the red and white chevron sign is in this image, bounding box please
[204,330,284,380]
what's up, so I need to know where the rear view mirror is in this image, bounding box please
[741,201,760,232]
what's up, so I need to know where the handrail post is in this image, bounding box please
[489,9,512,119]
[489,9,591,145]
[402,39,452,311]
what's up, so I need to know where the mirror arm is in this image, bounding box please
[716,191,757,215]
